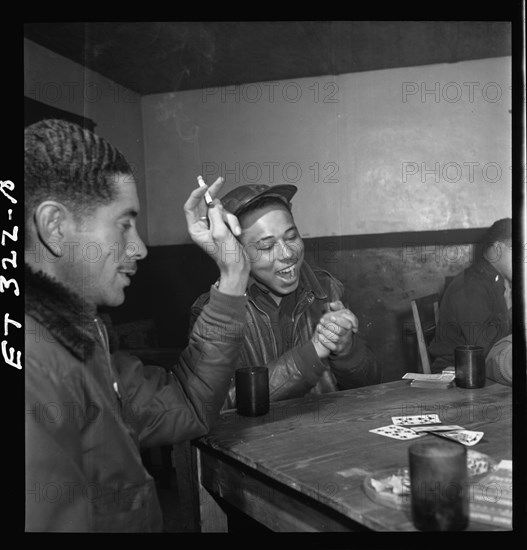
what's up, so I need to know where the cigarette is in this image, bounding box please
[197,175,213,205]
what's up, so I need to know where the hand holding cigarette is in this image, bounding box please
[183,176,249,295]
[197,175,213,206]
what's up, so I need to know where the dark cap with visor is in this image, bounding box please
[221,184,297,216]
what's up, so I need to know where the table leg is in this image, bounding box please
[196,447,228,532]
[172,441,200,531]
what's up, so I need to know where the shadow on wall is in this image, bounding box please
[109,231,479,382]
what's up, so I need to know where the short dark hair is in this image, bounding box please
[24,119,132,227]
[237,196,292,223]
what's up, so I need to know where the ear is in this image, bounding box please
[494,240,507,260]
[34,201,71,258]
[484,241,501,264]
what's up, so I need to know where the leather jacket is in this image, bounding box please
[25,264,247,532]
[190,262,380,409]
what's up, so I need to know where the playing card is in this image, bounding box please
[434,430,484,446]
[391,414,441,426]
[369,425,425,440]
[410,424,464,433]
[402,373,454,382]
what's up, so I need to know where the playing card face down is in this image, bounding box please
[410,424,464,433]
[391,414,441,426]
[369,425,425,440]
[402,373,455,382]
[434,430,483,446]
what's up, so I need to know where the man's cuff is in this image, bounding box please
[329,333,360,364]
[195,285,248,343]
[292,341,327,385]
[208,284,248,319]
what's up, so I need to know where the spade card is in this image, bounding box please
[391,414,441,426]
[369,425,425,440]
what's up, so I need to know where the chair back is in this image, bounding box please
[410,293,439,374]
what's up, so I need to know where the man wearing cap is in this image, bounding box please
[190,184,380,409]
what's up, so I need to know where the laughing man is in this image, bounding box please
[190,184,380,409]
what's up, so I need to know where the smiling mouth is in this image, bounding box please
[276,264,297,279]
[118,268,136,282]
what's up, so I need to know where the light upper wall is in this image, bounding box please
[141,56,511,245]
[24,38,149,244]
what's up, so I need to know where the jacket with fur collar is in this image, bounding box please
[25,264,248,532]
[25,264,100,361]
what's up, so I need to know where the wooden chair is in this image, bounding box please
[411,294,439,374]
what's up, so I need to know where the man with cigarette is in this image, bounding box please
[190,183,380,409]
[428,218,513,373]
[24,119,250,531]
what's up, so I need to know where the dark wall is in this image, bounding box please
[108,244,218,349]
[25,96,96,130]
[109,228,484,382]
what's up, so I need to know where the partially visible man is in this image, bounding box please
[190,184,380,409]
[429,218,512,373]
[25,119,250,531]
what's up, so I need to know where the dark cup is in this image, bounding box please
[235,367,269,417]
[455,345,485,389]
[409,439,469,531]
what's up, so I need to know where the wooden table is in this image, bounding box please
[192,380,512,532]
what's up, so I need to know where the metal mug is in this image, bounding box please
[409,439,469,531]
[455,345,485,389]
[235,366,269,416]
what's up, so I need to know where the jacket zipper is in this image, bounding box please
[249,299,279,357]
[248,292,315,356]
[292,293,314,335]
[93,317,122,402]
